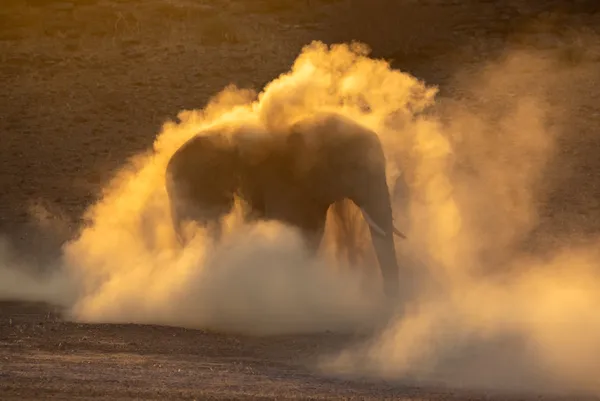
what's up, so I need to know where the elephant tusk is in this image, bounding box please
[360,208,408,239]
[360,208,387,237]
[393,226,407,239]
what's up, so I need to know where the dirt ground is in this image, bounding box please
[1,0,600,399]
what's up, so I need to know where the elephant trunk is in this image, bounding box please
[354,177,400,299]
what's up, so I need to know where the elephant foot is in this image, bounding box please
[381,271,422,323]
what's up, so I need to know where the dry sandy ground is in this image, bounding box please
[1,301,598,401]
[2,0,600,399]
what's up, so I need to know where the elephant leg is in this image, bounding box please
[169,196,234,246]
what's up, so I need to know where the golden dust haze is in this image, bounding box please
[1,40,599,395]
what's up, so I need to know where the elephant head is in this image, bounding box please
[284,113,405,298]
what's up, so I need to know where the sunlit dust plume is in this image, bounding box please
[55,41,439,336]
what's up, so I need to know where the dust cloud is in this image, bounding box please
[316,43,600,397]
[1,38,599,395]
[50,41,440,336]
[0,237,72,306]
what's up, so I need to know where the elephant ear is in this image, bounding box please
[237,130,270,166]
[286,129,319,178]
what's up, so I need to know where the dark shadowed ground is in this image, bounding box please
[1,0,600,399]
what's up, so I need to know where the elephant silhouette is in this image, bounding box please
[165,112,406,298]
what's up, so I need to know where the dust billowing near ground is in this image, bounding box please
[1,37,599,397]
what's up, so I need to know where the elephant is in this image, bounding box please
[164,112,406,298]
